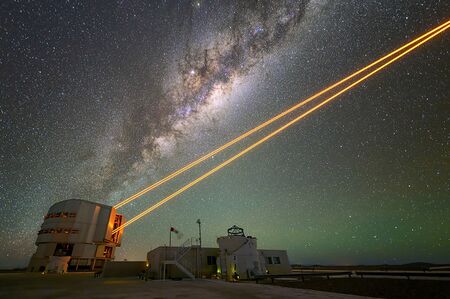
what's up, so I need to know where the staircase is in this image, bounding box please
[162,238,195,280]
[163,260,195,279]
[176,238,193,260]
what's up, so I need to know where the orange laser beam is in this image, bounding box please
[112,22,450,233]
[113,20,450,209]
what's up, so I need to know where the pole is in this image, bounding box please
[196,219,202,248]
[196,219,202,278]
[196,240,198,278]
[169,229,172,248]
[163,245,166,280]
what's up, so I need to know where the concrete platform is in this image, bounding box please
[0,273,374,298]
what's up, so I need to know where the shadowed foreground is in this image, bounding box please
[0,273,371,299]
[268,277,450,299]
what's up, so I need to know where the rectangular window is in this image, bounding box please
[273,256,281,264]
[112,214,123,244]
[207,256,217,265]
[54,243,74,256]
[103,246,113,258]
[266,257,273,264]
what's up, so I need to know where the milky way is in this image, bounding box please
[97,1,316,200]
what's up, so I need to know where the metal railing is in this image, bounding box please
[176,238,193,261]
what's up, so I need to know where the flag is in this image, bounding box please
[171,227,183,239]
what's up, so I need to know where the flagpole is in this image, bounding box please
[196,219,202,278]
[196,219,202,248]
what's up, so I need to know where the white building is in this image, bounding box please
[28,199,124,273]
[146,225,291,280]
[217,225,264,280]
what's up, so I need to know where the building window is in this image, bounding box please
[207,256,217,265]
[45,212,77,219]
[265,256,280,265]
[103,246,113,258]
[112,214,123,244]
[37,228,79,235]
[54,243,74,256]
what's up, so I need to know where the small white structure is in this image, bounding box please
[146,225,291,280]
[28,199,124,273]
[147,245,220,280]
[217,225,266,280]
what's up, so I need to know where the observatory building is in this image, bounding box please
[146,225,290,280]
[28,199,124,273]
[217,225,265,280]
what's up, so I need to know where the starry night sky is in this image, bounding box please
[1,1,449,268]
